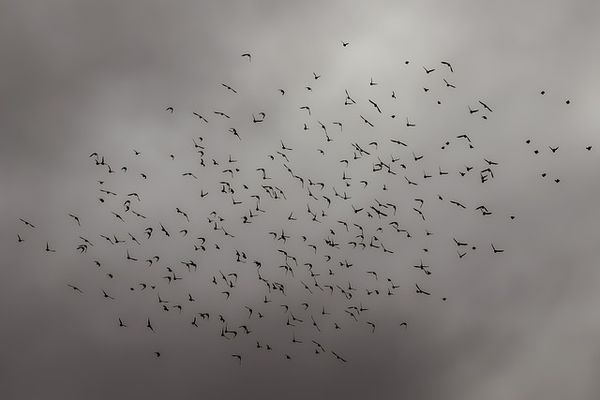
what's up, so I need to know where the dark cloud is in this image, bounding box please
[2,1,600,399]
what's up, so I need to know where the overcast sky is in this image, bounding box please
[2,1,600,400]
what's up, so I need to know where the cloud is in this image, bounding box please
[2,1,600,399]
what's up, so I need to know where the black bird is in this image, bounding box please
[68,213,81,226]
[214,111,231,118]
[19,218,35,228]
[360,115,374,127]
[160,223,170,237]
[453,238,468,247]
[415,284,431,295]
[126,249,138,261]
[344,89,356,105]
[252,112,266,123]
[491,243,504,253]
[45,242,56,253]
[450,200,466,209]
[228,128,241,140]
[193,112,208,123]
[67,284,83,294]
[221,83,238,94]
[441,61,453,72]
[331,351,347,362]
[102,290,115,300]
[413,259,431,275]
[368,99,382,113]
[443,78,456,88]
[478,100,493,112]
[391,139,408,146]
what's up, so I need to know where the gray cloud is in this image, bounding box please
[2,1,600,399]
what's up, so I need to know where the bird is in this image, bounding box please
[214,111,231,118]
[19,218,36,228]
[192,112,208,123]
[360,115,374,127]
[491,243,504,253]
[453,238,468,247]
[344,89,356,105]
[415,284,431,295]
[331,351,347,362]
[102,290,115,300]
[368,99,382,113]
[468,106,479,114]
[441,61,453,72]
[390,139,407,146]
[67,284,83,294]
[478,100,493,112]
[443,78,456,88]
[450,200,466,209]
[221,83,238,94]
[68,213,81,226]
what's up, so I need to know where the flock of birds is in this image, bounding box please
[15,40,591,365]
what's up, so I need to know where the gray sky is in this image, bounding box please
[2,1,600,399]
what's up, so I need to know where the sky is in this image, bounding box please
[2,1,600,399]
